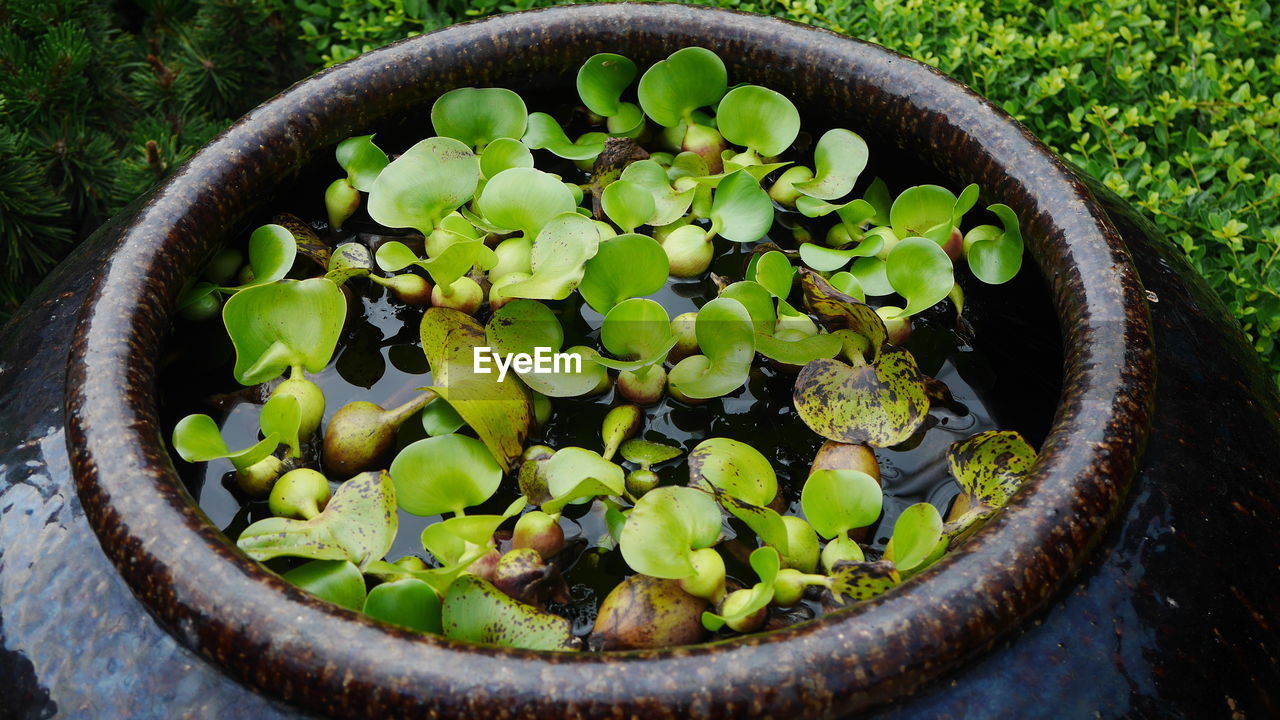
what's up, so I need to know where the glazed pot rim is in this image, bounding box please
[65,4,1154,716]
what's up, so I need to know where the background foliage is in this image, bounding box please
[2,0,1277,388]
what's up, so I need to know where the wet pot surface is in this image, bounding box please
[0,4,1277,719]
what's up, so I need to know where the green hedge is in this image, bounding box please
[4,0,1277,390]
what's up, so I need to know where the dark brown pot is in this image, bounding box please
[0,3,1266,719]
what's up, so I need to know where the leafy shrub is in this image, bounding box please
[0,0,303,318]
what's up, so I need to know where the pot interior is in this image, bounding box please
[155,56,1064,638]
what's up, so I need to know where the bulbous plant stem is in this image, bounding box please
[322,390,437,477]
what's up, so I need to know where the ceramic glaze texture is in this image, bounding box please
[0,3,1273,719]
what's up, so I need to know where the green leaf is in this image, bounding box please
[499,212,602,300]
[753,250,794,299]
[885,236,955,317]
[863,178,891,225]
[336,134,389,192]
[367,138,479,236]
[390,434,502,517]
[606,102,646,137]
[792,349,930,447]
[827,560,898,604]
[285,560,366,611]
[619,486,723,579]
[619,159,696,226]
[171,413,278,472]
[522,112,605,161]
[232,224,297,287]
[223,277,346,385]
[420,309,533,470]
[601,179,656,233]
[793,129,868,200]
[519,346,609,398]
[476,167,577,237]
[800,469,882,538]
[539,447,625,514]
[890,185,957,245]
[326,242,373,285]
[597,298,677,371]
[419,498,526,566]
[479,137,535,179]
[486,299,564,356]
[719,281,776,335]
[421,396,466,436]
[668,296,756,399]
[688,437,777,507]
[717,492,790,552]
[363,578,442,633]
[619,438,683,467]
[715,85,801,157]
[701,547,780,631]
[947,430,1036,508]
[828,272,865,302]
[798,232,884,272]
[637,47,728,127]
[259,392,301,458]
[442,574,577,650]
[848,255,894,297]
[963,203,1024,284]
[884,502,946,573]
[708,169,773,243]
[579,234,668,314]
[754,332,843,365]
[577,53,637,117]
[375,238,497,290]
[237,471,398,568]
[431,87,528,148]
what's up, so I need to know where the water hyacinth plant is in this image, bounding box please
[165,46,1044,652]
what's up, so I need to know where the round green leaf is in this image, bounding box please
[171,413,278,471]
[701,546,780,631]
[885,502,945,572]
[285,560,366,611]
[885,236,955,317]
[499,212,601,300]
[619,486,722,578]
[486,299,564,356]
[619,159,695,226]
[326,242,373,285]
[601,179,656,234]
[800,469,883,538]
[708,169,773,243]
[598,298,677,370]
[364,578,442,633]
[390,434,503,516]
[715,84,800,157]
[367,137,479,235]
[668,296,756,399]
[479,137,535,179]
[239,224,297,287]
[890,185,956,245]
[637,47,728,127]
[431,87,528,148]
[848,255,894,297]
[719,281,776,335]
[421,396,466,436]
[222,277,346,385]
[579,234,668,314]
[792,129,868,201]
[517,345,609,398]
[336,134,389,192]
[963,203,1024,285]
[577,53,638,117]
[542,447,626,500]
[753,250,794,299]
[688,437,777,507]
[476,167,577,238]
[522,112,605,161]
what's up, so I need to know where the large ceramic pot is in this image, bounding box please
[2,4,1278,718]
